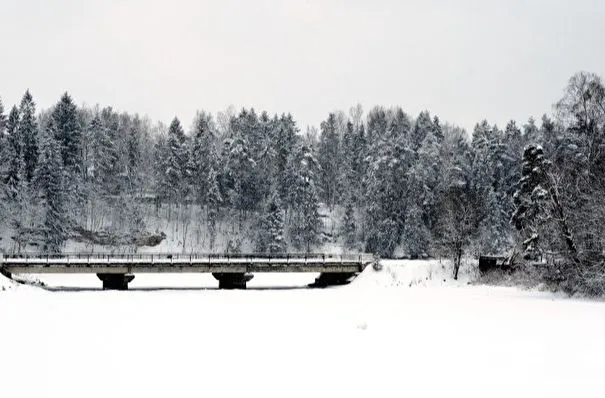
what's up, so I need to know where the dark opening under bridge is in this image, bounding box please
[0,253,375,290]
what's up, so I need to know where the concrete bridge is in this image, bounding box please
[0,252,375,290]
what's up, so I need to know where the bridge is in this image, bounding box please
[0,252,375,290]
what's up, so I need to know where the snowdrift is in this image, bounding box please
[0,272,19,291]
[353,258,479,288]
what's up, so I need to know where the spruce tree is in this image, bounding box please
[205,166,222,250]
[0,98,6,134]
[288,145,322,252]
[257,191,286,253]
[90,115,119,196]
[411,111,434,151]
[0,100,8,189]
[33,126,67,253]
[188,112,215,206]
[165,117,189,204]
[274,114,298,203]
[401,203,430,258]
[5,107,21,196]
[317,113,341,209]
[126,116,143,191]
[18,90,38,182]
[363,111,414,257]
[52,93,82,173]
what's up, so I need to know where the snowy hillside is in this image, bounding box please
[1,260,604,398]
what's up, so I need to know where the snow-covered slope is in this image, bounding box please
[0,273,18,291]
[354,257,478,288]
[1,260,604,398]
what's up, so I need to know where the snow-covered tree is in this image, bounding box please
[288,145,322,252]
[341,198,357,250]
[256,191,286,253]
[188,111,215,206]
[205,166,222,250]
[4,106,21,197]
[17,90,38,182]
[0,98,6,134]
[33,125,67,252]
[52,93,82,174]
[165,117,189,204]
[90,114,119,196]
[318,113,341,210]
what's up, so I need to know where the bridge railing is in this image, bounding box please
[1,252,375,266]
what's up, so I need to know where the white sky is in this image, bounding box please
[1,0,604,133]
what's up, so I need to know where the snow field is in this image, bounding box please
[1,260,605,398]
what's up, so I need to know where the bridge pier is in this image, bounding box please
[212,273,254,289]
[97,274,135,290]
[310,272,357,288]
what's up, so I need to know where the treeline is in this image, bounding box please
[1,71,605,293]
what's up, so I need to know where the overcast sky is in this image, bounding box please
[1,0,604,133]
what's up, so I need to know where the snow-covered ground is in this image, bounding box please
[1,260,604,398]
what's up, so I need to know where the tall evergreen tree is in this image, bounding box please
[52,93,82,173]
[4,107,21,196]
[0,98,6,134]
[256,191,286,253]
[33,126,67,252]
[318,113,341,209]
[206,166,222,250]
[188,112,215,206]
[17,90,38,182]
[411,111,434,151]
[90,114,119,196]
[273,114,298,202]
[165,117,189,204]
[288,145,322,252]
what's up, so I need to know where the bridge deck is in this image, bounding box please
[0,253,374,275]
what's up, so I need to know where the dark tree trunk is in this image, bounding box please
[453,246,463,280]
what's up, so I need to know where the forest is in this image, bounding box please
[1,71,604,294]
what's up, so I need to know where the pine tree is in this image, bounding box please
[274,114,298,203]
[188,112,215,206]
[363,111,414,257]
[205,166,222,250]
[257,192,286,253]
[510,145,565,257]
[52,93,82,173]
[523,117,541,146]
[350,123,367,201]
[10,154,30,253]
[0,100,8,191]
[90,115,120,196]
[126,116,143,191]
[401,204,430,258]
[165,117,189,204]
[4,106,21,197]
[289,145,322,252]
[317,113,341,209]
[153,133,171,204]
[33,126,67,253]
[0,98,6,134]
[18,90,38,182]
[411,111,434,151]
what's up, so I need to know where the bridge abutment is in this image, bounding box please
[212,273,254,289]
[310,272,357,288]
[97,273,135,290]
